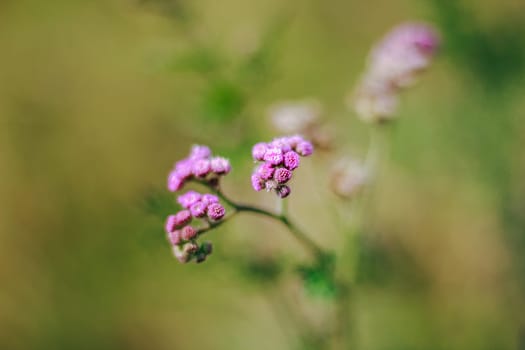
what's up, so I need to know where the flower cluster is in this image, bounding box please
[251,135,313,198]
[168,145,231,192]
[165,145,230,263]
[351,22,440,123]
[165,190,225,263]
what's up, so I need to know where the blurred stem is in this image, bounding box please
[331,124,389,349]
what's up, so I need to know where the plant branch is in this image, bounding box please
[194,180,326,259]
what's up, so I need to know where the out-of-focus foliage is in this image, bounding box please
[1,0,525,349]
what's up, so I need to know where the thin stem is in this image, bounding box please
[195,180,326,259]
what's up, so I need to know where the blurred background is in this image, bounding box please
[1,0,525,349]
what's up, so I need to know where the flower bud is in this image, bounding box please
[251,174,264,192]
[183,241,199,254]
[181,225,197,240]
[201,194,219,206]
[283,151,300,170]
[167,172,184,192]
[276,185,291,198]
[296,141,314,157]
[263,147,284,165]
[192,159,211,177]
[189,145,211,160]
[201,241,213,255]
[173,210,192,227]
[256,162,275,180]
[207,203,226,221]
[252,143,268,161]
[194,252,207,263]
[274,167,292,184]
[167,230,181,245]
[190,201,207,218]
[177,191,202,209]
[165,215,178,233]
[210,157,231,175]
[173,245,190,263]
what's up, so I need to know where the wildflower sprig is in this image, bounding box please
[158,19,441,349]
[164,140,325,264]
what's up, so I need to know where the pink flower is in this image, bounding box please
[201,194,219,206]
[287,135,305,148]
[181,225,197,240]
[296,141,314,157]
[174,210,192,227]
[274,167,292,184]
[207,203,226,221]
[174,159,193,179]
[256,162,275,180]
[210,157,231,175]
[189,145,211,160]
[269,137,292,153]
[165,215,178,233]
[192,159,211,177]
[252,142,268,161]
[350,23,439,123]
[283,151,300,170]
[251,174,264,191]
[190,201,207,218]
[250,136,313,198]
[177,191,202,209]
[263,147,284,165]
[168,230,181,245]
[167,171,184,192]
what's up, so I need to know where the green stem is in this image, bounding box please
[195,180,326,259]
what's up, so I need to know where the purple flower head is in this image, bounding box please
[251,174,264,192]
[263,147,284,165]
[165,215,178,233]
[168,230,181,245]
[189,145,211,160]
[181,225,197,240]
[167,144,231,195]
[296,141,314,157]
[192,159,211,177]
[252,142,268,161]
[256,162,275,180]
[350,23,439,123]
[177,191,202,209]
[251,136,313,198]
[367,23,440,88]
[174,210,192,227]
[274,167,292,184]
[379,23,440,57]
[210,157,231,175]
[190,201,207,218]
[283,151,300,170]
[174,159,193,179]
[201,194,219,206]
[269,137,292,153]
[207,203,226,221]
[167,171,184,192]
[276,185,291,198]
[287,135,305,148]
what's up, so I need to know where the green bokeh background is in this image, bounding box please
[1,0,525,349]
